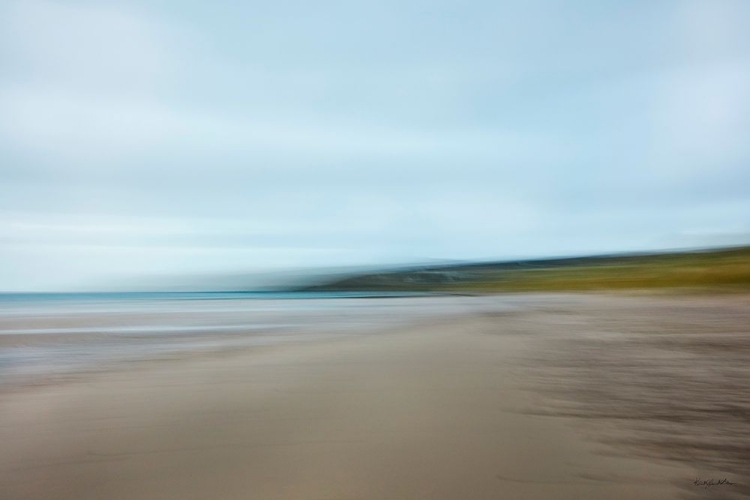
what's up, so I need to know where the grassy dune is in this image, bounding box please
[460,247,750,292]
[305,246,750,293]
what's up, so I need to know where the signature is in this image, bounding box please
[694,478,734,488]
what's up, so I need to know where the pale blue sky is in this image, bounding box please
[1,0,750,290]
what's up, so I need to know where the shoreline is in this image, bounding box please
[2,294,749,499]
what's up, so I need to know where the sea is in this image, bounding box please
[0,291,505,384]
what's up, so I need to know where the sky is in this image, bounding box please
[1,0,750,291]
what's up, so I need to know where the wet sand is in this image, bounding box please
[1,294,748,499]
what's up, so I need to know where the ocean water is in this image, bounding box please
[0,292,506,383]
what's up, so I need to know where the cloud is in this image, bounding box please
[0,82,573,170]
[648,61,750,179]
[2,0,175,93]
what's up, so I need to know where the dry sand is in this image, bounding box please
[2,294,749,499]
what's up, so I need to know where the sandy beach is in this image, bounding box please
[2,294,749,500]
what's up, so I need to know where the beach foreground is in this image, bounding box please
[2,294,749,500]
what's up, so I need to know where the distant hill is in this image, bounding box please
[299,246,750,292]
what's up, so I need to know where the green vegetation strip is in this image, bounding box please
[306,247,750,293]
